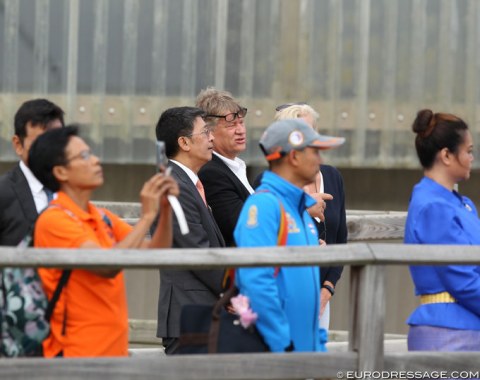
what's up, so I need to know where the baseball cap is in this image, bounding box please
[259,119,345,161]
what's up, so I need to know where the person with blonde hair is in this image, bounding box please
[273,102,347,330]
[274,102,319,129]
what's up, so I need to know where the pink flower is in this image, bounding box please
[230,294,258,329]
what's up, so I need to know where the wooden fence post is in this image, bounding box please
[349,264,386,374]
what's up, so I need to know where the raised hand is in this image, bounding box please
[139,173,179,222]
[307,192,333,221]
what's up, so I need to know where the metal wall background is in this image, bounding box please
[1,0,479,168]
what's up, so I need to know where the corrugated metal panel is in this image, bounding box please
[66,0,79,118]
[90,0,109,153]
[33,0,49,95]
[152,0,168,96]
[180,0,197,96]
[378,0,398,167]
[0,0,20,161]
[238,0,255,97]
[465,0,479,137]
[214,1,228,90]
[0,0,479,168]
[2,0,19,93]
[353,0,370,165]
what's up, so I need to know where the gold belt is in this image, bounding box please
[420,291,456,305]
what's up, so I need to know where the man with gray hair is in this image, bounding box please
[196,87,254,247]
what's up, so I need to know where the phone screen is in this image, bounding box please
[156,141,168,172]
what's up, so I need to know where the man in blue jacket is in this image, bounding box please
[234,118,345,352]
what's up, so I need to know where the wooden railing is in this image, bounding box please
[94,201,408,242]
[1,242,480,379]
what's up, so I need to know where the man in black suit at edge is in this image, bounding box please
[154,106,225,354]
[196,88,254,247]
[0,99,64,246]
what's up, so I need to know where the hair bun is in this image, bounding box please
[412,109,435,137]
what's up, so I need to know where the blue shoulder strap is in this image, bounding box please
[98,209,113,229]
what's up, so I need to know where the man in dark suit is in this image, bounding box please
[154,106,225,354]
[196,88,254,247]
[0,99,64,246]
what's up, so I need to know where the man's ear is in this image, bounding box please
[288,150,301,167]
[177,136,190,152]
[52,165,68,183]
[12,135,24,157]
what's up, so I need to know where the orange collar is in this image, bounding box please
[52,191,102,224]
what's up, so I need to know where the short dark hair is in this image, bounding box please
[155,106,205,158]
[28,126,79,192]
[412,109,469,169]
[14,99,65,141]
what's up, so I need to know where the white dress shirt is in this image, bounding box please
[213,152,254,194]
[169,159,199,186]
[19,160,49,213]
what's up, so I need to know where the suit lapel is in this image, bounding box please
[169,161,225,247]
[169,161,206,207]
[207,204,226,246]
[211,155,251,199]
[10,164,38,224]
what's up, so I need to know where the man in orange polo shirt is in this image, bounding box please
[28,126,178,357]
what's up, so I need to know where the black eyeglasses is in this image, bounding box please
[206,108,247,122]
[275,102,308,112]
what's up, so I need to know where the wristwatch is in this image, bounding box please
[321,284,335,296]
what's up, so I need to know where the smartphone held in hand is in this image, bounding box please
[156,141,169,172]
